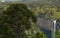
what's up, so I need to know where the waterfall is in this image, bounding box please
[52,20,56,38]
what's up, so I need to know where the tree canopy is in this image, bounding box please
[0,3,37,38]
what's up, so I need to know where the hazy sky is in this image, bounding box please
[0,0,22,1]
[0,0,58,2]
[0,0,38,1]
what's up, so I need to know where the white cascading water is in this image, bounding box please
[52,20,56,38]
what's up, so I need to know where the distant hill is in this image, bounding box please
[0,0,60,4]
[0,0,60,3]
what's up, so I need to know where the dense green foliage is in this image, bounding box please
[0,3,46,38]
[0,1,60,38]
[0,3,35,38]
[31,4,60,38]
[32,32,46,38]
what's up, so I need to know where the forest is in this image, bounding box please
[0,1,60,38]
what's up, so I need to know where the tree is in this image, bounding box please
[0,3,37,38]
[56,29,60,38]
[32,31,46,38]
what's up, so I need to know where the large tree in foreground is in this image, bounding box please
[0,3,37,38]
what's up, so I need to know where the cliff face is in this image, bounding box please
[37,18,53,30]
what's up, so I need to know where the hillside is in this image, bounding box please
[0,1,60,38]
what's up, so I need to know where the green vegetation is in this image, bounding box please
[31,3,60,38]
[0,3,46,38]
[0,1,60,38]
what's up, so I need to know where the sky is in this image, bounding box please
[0,0,59,2]
[0,0,21,1]
[0,0,38,1]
